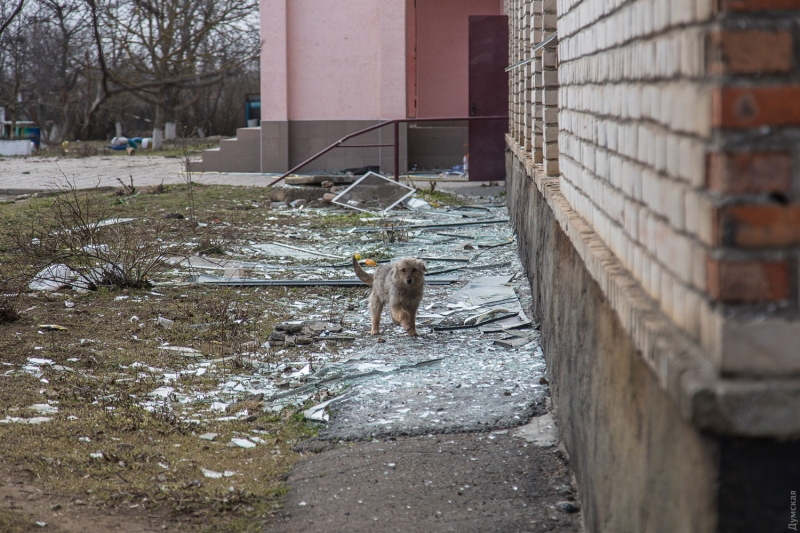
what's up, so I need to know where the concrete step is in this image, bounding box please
[195,126,261,173]
[199,147,221,172]
[234,127,261,143]
[218,130,260,172]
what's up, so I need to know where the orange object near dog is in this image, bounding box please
[365,259,377,267]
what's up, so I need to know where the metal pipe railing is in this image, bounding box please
[266,115,507,187]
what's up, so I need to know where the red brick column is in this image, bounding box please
[706,0,799,307]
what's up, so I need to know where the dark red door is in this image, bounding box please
[468,15,509,182]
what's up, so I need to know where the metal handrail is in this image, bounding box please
[505,32,558,72]
[266,115,508,187]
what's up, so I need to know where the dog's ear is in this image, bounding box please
[417,260,427,274]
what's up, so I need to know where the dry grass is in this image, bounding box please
[0,184,382,531]
[0,181,463,531]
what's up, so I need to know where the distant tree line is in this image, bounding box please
[0,0,259,144]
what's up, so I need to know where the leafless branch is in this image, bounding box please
[0,0,25,39]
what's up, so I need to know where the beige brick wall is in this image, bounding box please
[555,0,716,357]
[507,0,800,379]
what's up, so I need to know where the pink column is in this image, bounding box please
[260,0,288,121]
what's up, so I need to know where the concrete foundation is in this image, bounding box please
[284,120,406,173]
[506,153,800,533]
[407,121,468,170]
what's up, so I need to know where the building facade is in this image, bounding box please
[196,0,505,174]
[505,0,800,530]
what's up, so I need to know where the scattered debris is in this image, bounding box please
[29,264,75,291]
[38,324,68,331]
[304,398,337,423]
[29,404,58,415]
[558,501,580,513]
[191,275,457,287]
[159,346,203,358]
[266,242,345,259]
[0,416,52,424]
[349,218,510,233]
[285,175,357,186]
[201,468,236,479]
[404,197,432,210]
[513,412,559,448]
[93,217,136,229]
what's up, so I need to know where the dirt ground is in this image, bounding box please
[0,172,582,532]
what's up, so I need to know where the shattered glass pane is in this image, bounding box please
[332,172,416,213]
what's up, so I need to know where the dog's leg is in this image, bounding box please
[390,306,405,326]
[393,305,416,336]
[406,304,419,336]
[370,295,383,335]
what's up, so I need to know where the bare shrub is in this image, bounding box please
[0,228,33,323]
[176,123,198,223]
[0,263,24,323]
[15,179,185,290]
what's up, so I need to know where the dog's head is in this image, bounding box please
[394,257,427,288]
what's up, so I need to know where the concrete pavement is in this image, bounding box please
[0,155,505,199]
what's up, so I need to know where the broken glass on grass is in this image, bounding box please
[20,205,538,434]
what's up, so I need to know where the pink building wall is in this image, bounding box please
[413,0,503,118]
[254,0,505,172]
[262,0,502,122]
[260,0,288,121]
[261,0,406,122]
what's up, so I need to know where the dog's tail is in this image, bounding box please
[352,256,374,285]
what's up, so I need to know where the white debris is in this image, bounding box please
[29,264,75,291]
[96,217,135,228]
[150,386,174,398]
[29,404,58,415]
[230,438,256,449]
[513,412,559,448]
[27,357,55,366]
[303,398,336,423]
[159,346,202,357]
[404,197,432,210]
[0,416,52,424]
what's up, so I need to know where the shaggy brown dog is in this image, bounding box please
[353,256,427,336]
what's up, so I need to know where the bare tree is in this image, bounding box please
[0,0,25,39]
[0,0,259,144]
[0,0,33,139]
[95,0,259,147]
[23,0,95,142]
